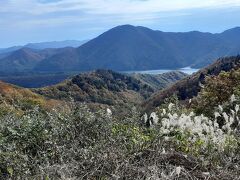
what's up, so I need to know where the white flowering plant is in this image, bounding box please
[0,94,240,179]
[153,96,240,165]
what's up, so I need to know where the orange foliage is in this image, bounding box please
[0,81,67,112]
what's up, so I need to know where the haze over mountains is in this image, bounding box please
[0,47,72,73]
[0,40,88,54]
[1,25,240,74]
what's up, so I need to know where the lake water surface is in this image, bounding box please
[123,67,199,75]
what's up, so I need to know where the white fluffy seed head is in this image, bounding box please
[214,112,221,119]
[218,105,223,112]
[150,112,159,124]
[142,113,148,123]
[106,108,112,117]
[168,103,174,111]
[175,166,181,176]
[230,94,236,103]
[235,105,239,113]
[162,109,166,116]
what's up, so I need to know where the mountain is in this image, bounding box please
[0,40,88,54]
[1,64,240,179]
[33,70,186,108]
[0,73,72,88]
[0,46,22,55]
[0,47,74,73]
[24,40,88,49]
[129,71,187,91]
[2,25,240,74]
[34,47,80,72]
[0,70,186,90]
[0,48,44,73]
[35,25,240,72]
[143,55,240,112]
[33,70,155,107]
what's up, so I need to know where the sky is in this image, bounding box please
[1,0,240,48]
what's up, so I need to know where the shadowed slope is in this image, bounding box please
[143,56,240,112]
[35,25,240,72]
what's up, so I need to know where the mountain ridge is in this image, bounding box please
[33,70,187,109]
[36,25,240,72]
[143,55,240,112]
[1,25,240,74]
[0,40,88,54]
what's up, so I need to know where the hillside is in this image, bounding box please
[0,81,64,114]
[194,67,240,116]
[130,71,187,91]
[0,48,44,73]
[143,55,240,112]
[24,40,88,49]
[0,40,88,54]
[0,73,71,88]
[0,46,22,55]
[35,25,240,72]
[1,59,240,179]
[33,70,154,106]
[0,47,74,73]
[33,70,187,107]
[0,71,187,89]
[34,47,80,72]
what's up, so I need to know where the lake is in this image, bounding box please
[122,67,199,75]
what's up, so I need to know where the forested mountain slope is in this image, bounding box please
[36,25,240,72]
[1,25,240,74]
[143,55,240,112]
[130,71,187,91]
[34,70,187,107]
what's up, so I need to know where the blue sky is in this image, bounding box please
[1,0,240,48]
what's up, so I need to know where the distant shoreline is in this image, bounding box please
[122,67,199,75]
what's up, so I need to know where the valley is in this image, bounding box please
[0,55,240,179]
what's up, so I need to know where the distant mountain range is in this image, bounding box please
[1,25,240,74]
[0,40,88,54]
[0,47,73,73]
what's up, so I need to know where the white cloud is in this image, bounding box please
[1,0,240,47]
[0,0,240,38]
[1,0,240,15]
